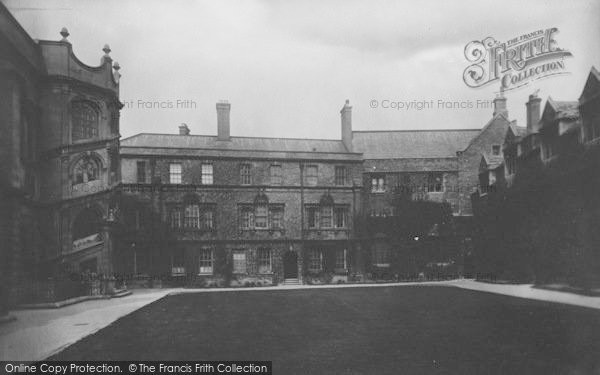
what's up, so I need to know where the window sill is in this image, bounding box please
[197,273,213,276]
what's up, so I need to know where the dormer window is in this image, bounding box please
[492,145,501,156]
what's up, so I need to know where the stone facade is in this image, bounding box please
[471,68,600,286]
[0,3,122,309]
[117,102,363,286]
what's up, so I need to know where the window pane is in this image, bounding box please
[72,102,99,141]
[170,208,182,228]
[428,173,443,192]
[334,207,346,228]
[335,249,346,269]
[306,206,318,228]
[240,207,254,229]
[136,161,146,183]
[258,248,271,273]
[335,166,347,185]
[270,165,282,185]
[233,250,246,274]
[240,164,252,184]
[199,248,213,274]
[305,165,318,186]
[321,206,332,228]
[269,206,284,229]
[185,204,200,228]
[170,163,182,184]
[201,164,213,184]
[255,205,268,228]
[309,249,322,272]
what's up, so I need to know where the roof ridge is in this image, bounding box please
[353,128,481,133]
[123,132,344,143]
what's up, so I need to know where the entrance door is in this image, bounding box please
[283,251,298,278]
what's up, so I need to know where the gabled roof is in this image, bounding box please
[351,129,480,159]
[579,66,600,105]
[544,97,580,121]
[461,112,511,152]
[120,133,362,160]
[482,154,504,169]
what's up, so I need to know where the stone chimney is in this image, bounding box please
[216,100,231,141]
[179,123,190,135]
[493,91,508,117]
[341,99,352,151]
[526,91,542,132]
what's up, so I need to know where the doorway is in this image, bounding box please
[283,251,298,279]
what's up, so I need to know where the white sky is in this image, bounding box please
[4,0,599,139]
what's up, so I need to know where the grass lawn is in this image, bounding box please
[50,286,600,374]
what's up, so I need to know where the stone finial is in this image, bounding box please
[112,62,121,83]
[60,27,70,42]
[102,44,112,64]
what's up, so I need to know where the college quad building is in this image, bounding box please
[472,68,600,288]
[4,3,586,310]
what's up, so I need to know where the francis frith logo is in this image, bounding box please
[463,28,572,91]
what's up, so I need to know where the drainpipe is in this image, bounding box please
[299,163,305,284]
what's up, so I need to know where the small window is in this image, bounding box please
[335,249,347,270]
[306,206,319,229]
[373,243,390,267]
[198,248,213,274]
[201,164,213,185]
[305,165,318,186]
[240,164,252,185]
[371,175,385,193]
[171,248,185,276]
[201,208,214,230]
[492,145,501,156]
[270,164,283,185]
[258,248,271,273]
[136,161,146,183]
[255,204,268,228]
[184,204,200,228]
[169,163,182,184]
[309,249,323,272]
[240,206,254,229]
[335,166,347,185]
[233,250,246,274]
[427,173,443,192]
[321,206,333,228]
[334,207,347,228]
[170,208,182,228]
[269,206,284,229]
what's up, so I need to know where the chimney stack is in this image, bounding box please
[216,100,231,141]
[341,99,352,151]
[493,91,508,117]
[526,92,542,132]
[179,123,190,135]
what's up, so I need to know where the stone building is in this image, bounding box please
[0,2,123,310]
[117,101,363,286]
[350,96,513,279]
[472,67,600,286]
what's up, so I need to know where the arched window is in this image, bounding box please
[73,157,100,185]
[72,101,99,141]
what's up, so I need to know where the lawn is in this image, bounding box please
[50,286,600,374]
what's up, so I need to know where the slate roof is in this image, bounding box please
[547,98,580,120]
[120,133,362,161]
[351,129,481,159]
